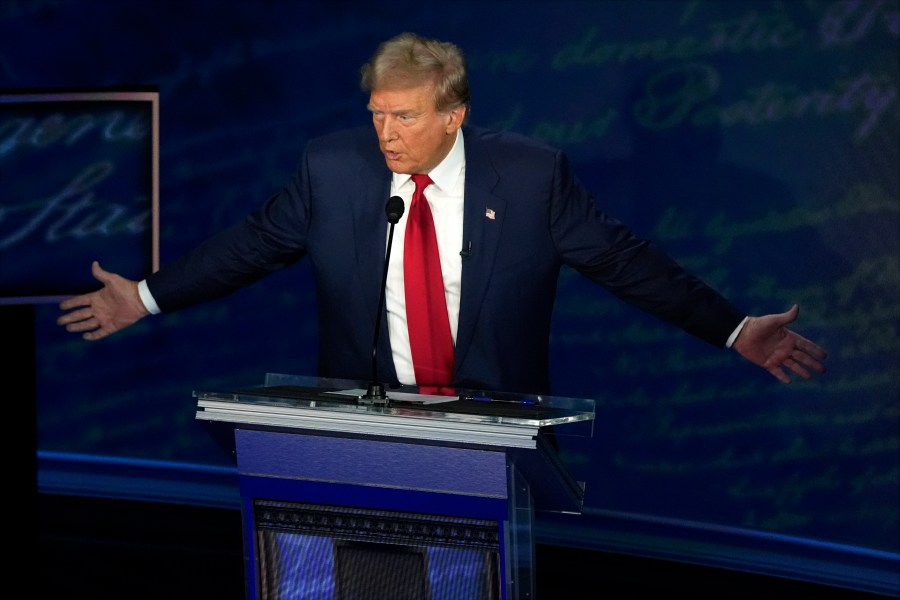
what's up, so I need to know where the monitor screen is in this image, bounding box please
[0,88,159,304]
[254,499,500,599]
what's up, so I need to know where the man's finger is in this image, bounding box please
[59,294,90,311]
[769,365,791,384]
[57,306,92,326]
[83,329,109,342]
[785,357,812,381]
[797,338,828,361]
[65,318,98,333]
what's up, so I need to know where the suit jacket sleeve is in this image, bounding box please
[144,151,313,313]
[547,147,745,348]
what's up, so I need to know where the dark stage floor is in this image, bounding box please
[36,493,894,599]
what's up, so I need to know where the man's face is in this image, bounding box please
[368,82,465,174]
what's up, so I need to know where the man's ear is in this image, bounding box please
[446,105,466,133]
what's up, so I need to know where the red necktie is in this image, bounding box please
[404,174,455,394]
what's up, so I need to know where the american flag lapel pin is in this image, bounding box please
[485,208,496,220]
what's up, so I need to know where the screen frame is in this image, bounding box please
[0,87,159,305]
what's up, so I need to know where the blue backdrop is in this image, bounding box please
[2,0,898,591]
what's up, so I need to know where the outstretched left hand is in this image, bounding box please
[732,304,827,384]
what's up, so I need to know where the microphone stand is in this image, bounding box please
[361,196,404,405]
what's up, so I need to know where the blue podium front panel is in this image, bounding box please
[234,428,518,599]
[235,428,509,500]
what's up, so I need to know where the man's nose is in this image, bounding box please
[380,117,398,141]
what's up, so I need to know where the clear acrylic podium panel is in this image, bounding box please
[194,374,595,600]
[195,372,595,449]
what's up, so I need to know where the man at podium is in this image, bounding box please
[56,32,826,396]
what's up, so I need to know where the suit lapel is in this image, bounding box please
[455,130,506,372]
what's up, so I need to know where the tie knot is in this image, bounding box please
[411,173,432,193]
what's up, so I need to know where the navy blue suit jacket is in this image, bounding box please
[147,125,744,394]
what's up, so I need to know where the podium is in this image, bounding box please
[195,374,594,600]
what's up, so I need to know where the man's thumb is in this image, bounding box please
[781,303,800,325]
[91,260,110,283]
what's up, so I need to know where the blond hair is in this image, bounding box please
[360,32,470,115]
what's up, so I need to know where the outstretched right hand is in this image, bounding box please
[57,261,150,341]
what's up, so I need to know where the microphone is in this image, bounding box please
[386,195,404,223]
[460,241,473,259]
[362,195,405,403]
